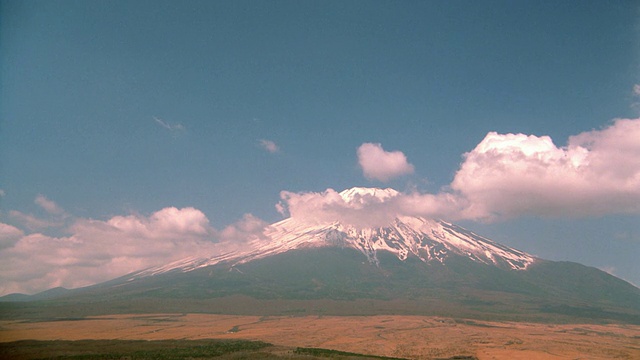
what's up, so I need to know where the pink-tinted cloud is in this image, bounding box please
[219,213,269,243]
[277,187,465,228]
[258,139,280,153]
[0,207,269,295]
[451,118,640,220]
[278,188,374,226]
[357,143,414,182]
[104,207,215,239]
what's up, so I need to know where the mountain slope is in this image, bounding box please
[128,187,536,280]
[2,187,639,324]
[3,246,639,324]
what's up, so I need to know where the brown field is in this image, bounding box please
[1,314,639,359]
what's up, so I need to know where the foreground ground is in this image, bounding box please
[1,314,639,359]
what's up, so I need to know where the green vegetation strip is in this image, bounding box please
[294,347,407,359]
[0,339,271,360]
[0,340,416,360]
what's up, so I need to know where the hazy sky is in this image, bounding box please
[1,0,639,295]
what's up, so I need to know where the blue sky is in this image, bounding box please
[1,0,639,294]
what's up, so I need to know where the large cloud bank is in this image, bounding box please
[281,118,640,225]
[452,118,640,219]
[0,204,267,296]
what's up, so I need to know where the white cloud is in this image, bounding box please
[154,116,185,132]
[0,207,269,296]
[450,118,640,220]
[0,189,5,197]
[357,143,414,182]
[258,139,280,153]
[100,207,215,240]
[634,84,640,97]
[278,188,382,226]
[278,188,465,228]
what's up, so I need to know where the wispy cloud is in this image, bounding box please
[0,189,5,197]
[154,116,185,132]
[632,85,640,112]
[357,143,414,182]
[35,194,66,216]
[258,139,280,153]
[8,210,63,231]
[8,195,68,231]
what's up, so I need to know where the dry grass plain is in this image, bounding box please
[1,313,639,359]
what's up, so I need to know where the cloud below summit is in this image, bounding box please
[0,203,268,296]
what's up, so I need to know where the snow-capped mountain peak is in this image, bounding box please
[262,215,535,270]
[129,188,536,280]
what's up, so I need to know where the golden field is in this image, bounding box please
[1,314,639,359]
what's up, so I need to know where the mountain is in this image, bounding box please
[128,187,535,280]
[0,287,70,302]
[2,187,640,324]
